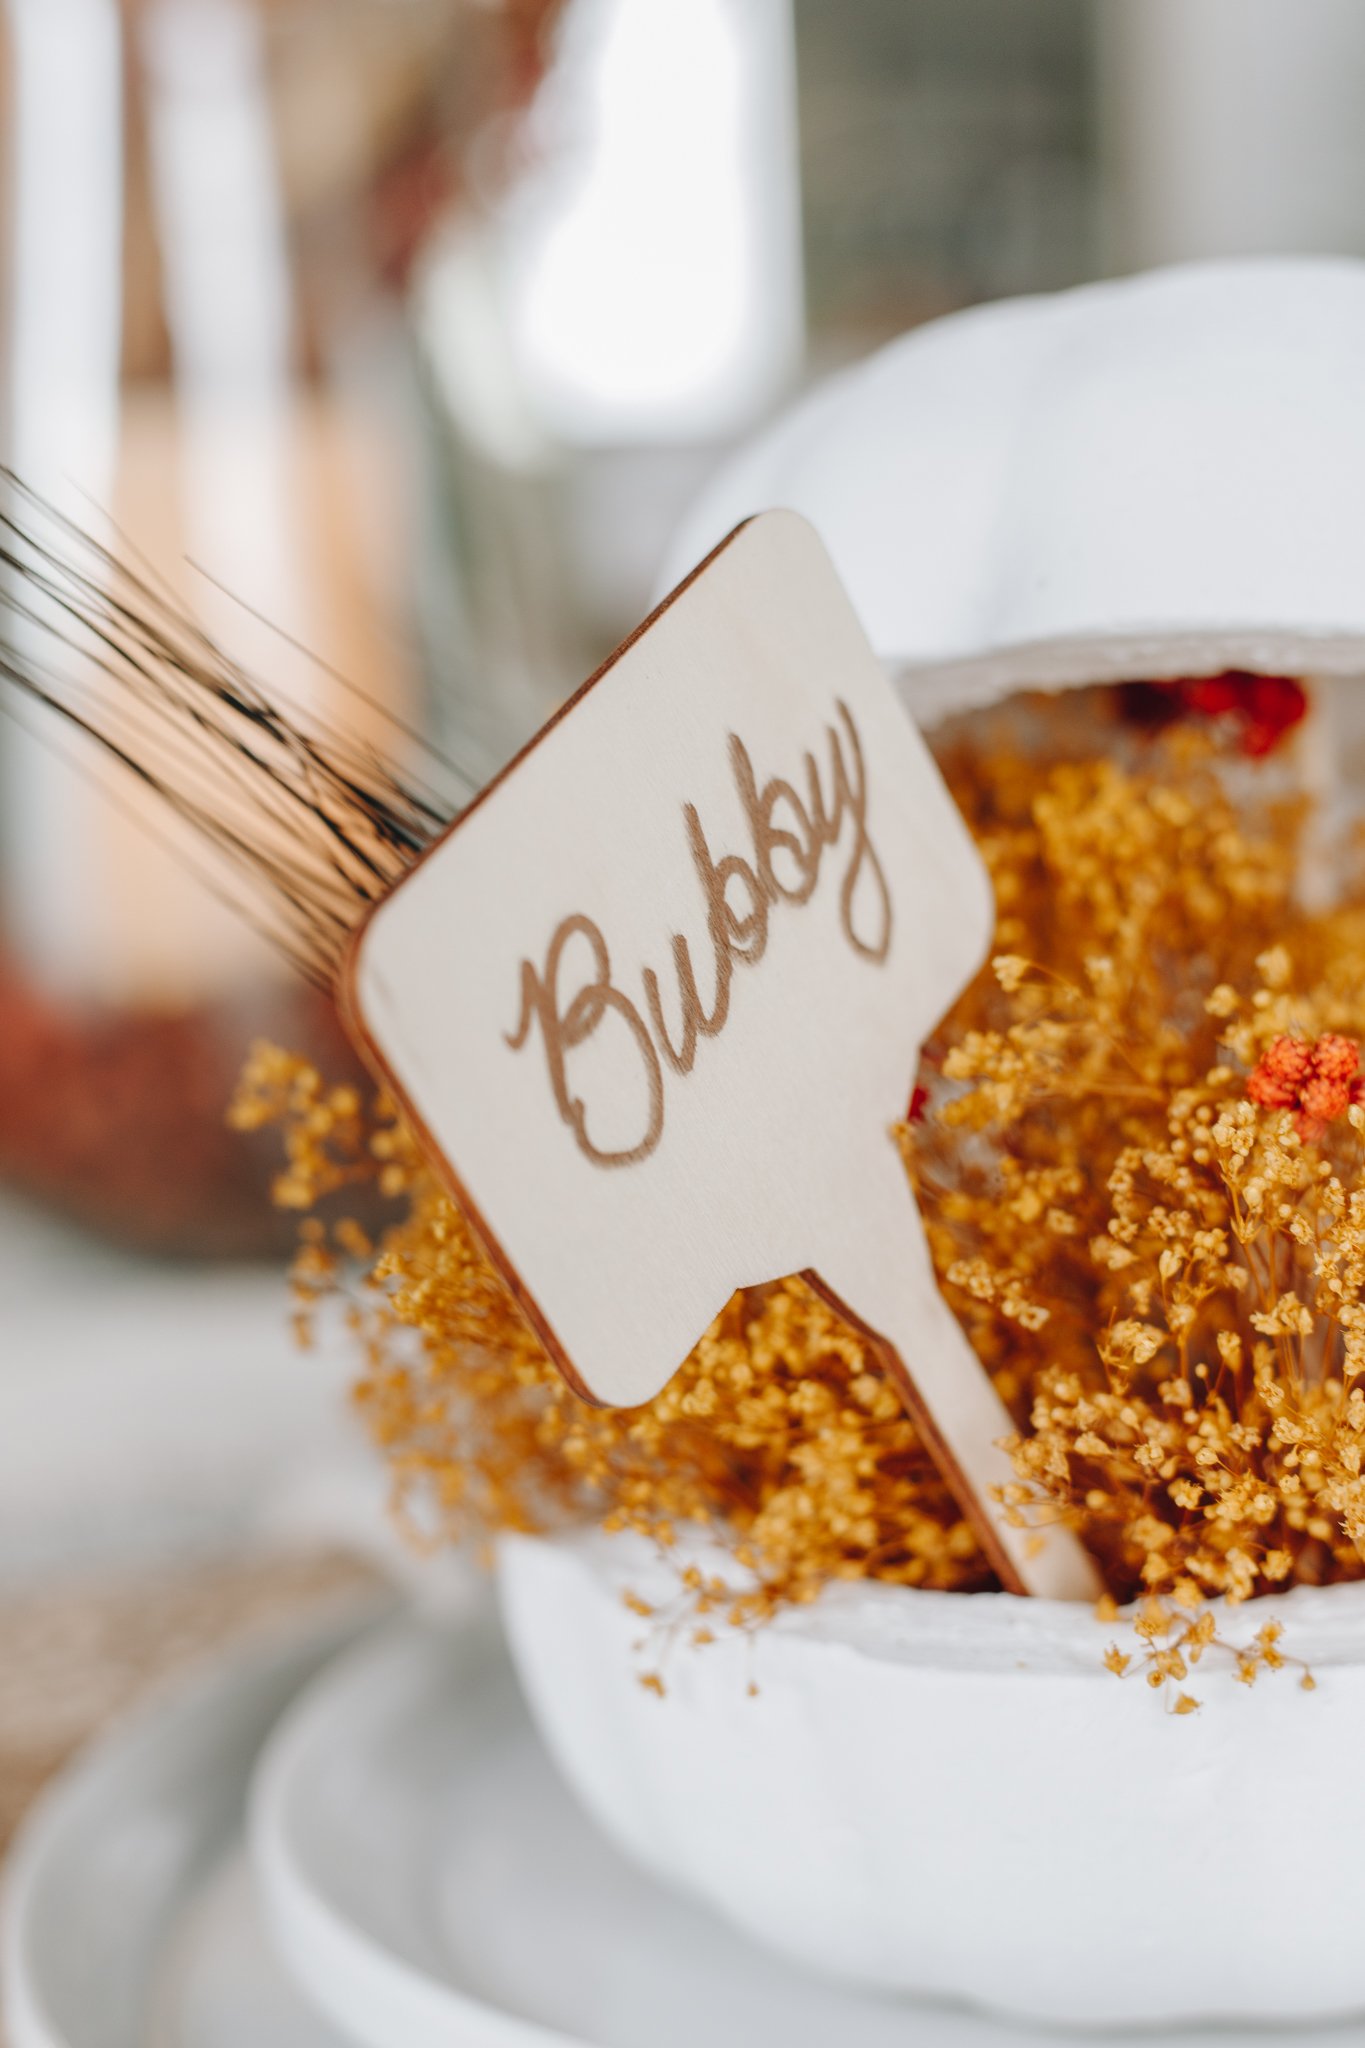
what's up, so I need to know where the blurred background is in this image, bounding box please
[4,0,1365,1843]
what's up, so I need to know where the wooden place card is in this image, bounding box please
[345,512,1097,1599]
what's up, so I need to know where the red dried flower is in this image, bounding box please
[1246,1035,1315,1110]
[1120,672,1307,757]
[1247,1032,1364,1138]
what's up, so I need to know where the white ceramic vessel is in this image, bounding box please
[662,256,1365,720]
[256,1608,1084,2048]
[500,1528,1365,2029]
[499,259,1365,2030]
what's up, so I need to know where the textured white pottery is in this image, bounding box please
[500,1529,1365,2029]
[661,256,1365,723]
[495,261,1365,2030]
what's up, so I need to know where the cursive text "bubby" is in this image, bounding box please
[506,699,890,1167]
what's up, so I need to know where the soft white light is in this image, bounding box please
[2,0,124,996]
[140,0,306,668]
[1103,0,1365,266]
[141,0,293,400]
[503,0,802,444]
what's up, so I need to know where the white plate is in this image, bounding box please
[2,1599,382,2048]
[252,1615,1076,2048]
[255,1613,1365,2048]
[15,1593,1356,2048]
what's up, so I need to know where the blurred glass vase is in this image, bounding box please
[0,0,548,1252]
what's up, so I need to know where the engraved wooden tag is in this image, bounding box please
[344,512,1098,1598]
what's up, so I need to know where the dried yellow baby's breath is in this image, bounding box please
[234,705,1365,1671]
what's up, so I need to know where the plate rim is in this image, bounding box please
[2,1591,385,2048]
[250,1609,586,2048]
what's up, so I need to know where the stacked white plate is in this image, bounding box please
[0,1591,994,2048]
[2,1584,1346,2048]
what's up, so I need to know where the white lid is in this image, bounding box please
[661,258,1365,719]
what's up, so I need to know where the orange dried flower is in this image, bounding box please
[1245,1035,1315,1110]
[1247,1031,1364,1137]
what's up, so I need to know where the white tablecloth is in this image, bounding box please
[0,1190,391,1585]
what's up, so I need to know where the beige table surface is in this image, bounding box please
[0,1180,395,2028]
[0,1546,382,1861]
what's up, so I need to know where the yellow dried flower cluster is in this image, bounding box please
[232,1040,982,1613]
[914,719,1365,1623]
[233,1039,986,1615]
[232,701,1365,1664]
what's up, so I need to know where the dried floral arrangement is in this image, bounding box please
[234,680,1365,1694]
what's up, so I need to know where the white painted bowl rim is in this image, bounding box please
[501,1528,1365,1678]
[659,257,1365,716]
